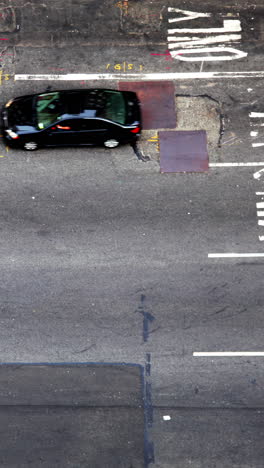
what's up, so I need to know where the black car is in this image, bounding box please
[2,89,141,150]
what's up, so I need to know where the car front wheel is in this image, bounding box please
[103,139,119,148]
[23,141,38,151]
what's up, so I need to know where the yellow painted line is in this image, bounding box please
[5,146,9,152]
[0,155,5,158]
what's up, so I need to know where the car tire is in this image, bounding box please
[23,141,38,151]
[103,139,119,148]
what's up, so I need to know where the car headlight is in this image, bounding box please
[5,99,14,108]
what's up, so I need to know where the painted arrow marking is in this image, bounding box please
[254,168,264,180]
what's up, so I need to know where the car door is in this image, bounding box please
[45,119,82,146]
[78,119,111,145]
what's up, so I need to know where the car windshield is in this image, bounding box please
[101,91,126,125]
[35,92,64,129]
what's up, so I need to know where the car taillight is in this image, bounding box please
[130,127,140,134]
[6,129,19,139]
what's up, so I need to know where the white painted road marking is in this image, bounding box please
[163,415,171,421]
[168,34,241,47]
[256,202,264,208]
[170,47,247,61]
[258,220,264,226]
[252,143,264,148]
[259,236,264,241]
[193,351,264,357]
[257,211,264,216]
[168,7,211,22]
[253,168,264,179]
[208,253,264,258]
[249,112,264,118]
[14,71,264,81]
[211,163,264,167]
[256,192,264,195]
[167,8,245,62]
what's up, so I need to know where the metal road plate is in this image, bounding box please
[159,130,209,173]
[0,364,145,467]
[118,81,176,130]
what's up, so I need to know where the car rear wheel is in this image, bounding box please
[23,141,38,151]
[103,139,119,148]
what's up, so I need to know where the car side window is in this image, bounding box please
[50,120,82,131]
[80,120,109,131]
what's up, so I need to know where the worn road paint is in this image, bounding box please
[167,7,211,22]
[167,8,244,62]
[250,112,264,118]
[170,47,247,61]
[254,168,264,179]
[168,34,241,47]
[14,71,264,81]
[208,253,264,258]
[168,21,242,34]
[193,351,264,356]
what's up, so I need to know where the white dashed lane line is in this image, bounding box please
[193,352,264,357]
[208,253,264,258]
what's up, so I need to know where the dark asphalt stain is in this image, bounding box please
[135,294,155,343]
[145,353,151,377]
[144,352,154,466]
[130,142,150,162]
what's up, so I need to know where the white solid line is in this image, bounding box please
[258,220,264,226]
[252,143,264,147]
[256,192,264,195]
[208,253,264,258]
[249,112,264,118]
[193,351,264,357]
[257,211,264,216]
[256,202,264,208]
[14,71,264,81]
[209,162,264,167]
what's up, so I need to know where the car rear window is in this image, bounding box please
[81,90,126,124]
[101,91,126,125]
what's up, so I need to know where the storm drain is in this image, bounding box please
[159,130,209,173]
[118,80,176,129]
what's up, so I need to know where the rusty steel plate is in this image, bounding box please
[159,130,209,173]
[118,81,176,130]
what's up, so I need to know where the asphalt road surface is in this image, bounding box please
[0,1,264,467]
